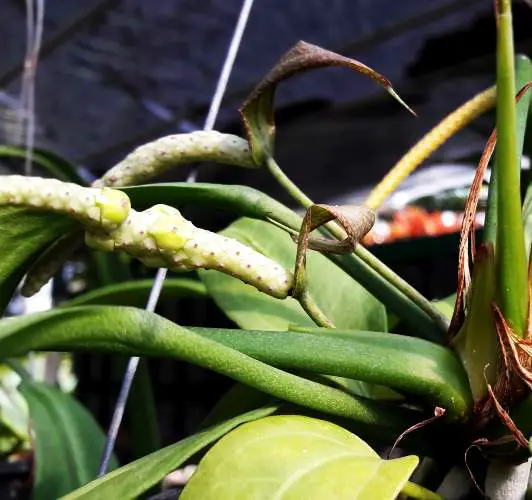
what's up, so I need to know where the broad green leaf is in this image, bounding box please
[182,415,419,500]
[0,146,85,184]
[63,405,279,499]
[0,306,416,432]
[200,218,386,332]
[18,378,117,499]
[123,184,437,338]
[0,207,75,314]
[61,278,207,308]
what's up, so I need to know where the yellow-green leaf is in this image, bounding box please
[182,415,418,500]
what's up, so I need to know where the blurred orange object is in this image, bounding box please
[363,207,483,246]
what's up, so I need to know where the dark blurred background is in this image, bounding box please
[2,0,532,461]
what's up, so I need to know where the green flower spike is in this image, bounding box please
[93,131,255,188]
[85,205,293,299]
[0,176,130,231]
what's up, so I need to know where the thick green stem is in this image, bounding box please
[298,291,335,328]
[265,156,448,338]
[495,0,528,336]
[485,56,532,247]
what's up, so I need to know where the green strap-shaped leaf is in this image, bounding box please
[494,5,529,336]
[63,405,279,499]
[182,415,419,500]
[188,326,472,421]
[17,379,117,499]
[0,306,417,435]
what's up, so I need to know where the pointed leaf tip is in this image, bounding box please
[387,88,417,117]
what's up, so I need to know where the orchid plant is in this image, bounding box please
[0,1,531,499]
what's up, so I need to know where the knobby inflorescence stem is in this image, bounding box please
[2,175,294,300]
[2,175,335,328]
[93,131,255,188]
[22,130,258,297]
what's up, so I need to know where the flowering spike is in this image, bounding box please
[0,175,292,299]
[0,176,130,231]
[93,131,255,188]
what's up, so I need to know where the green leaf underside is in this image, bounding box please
[200,218,386,332]
[19,380,117,499]
[61,278,207,308]
[0,305,422,432]
[0,208,75,314]
[182,415,418,500]
[63,405,279,499]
